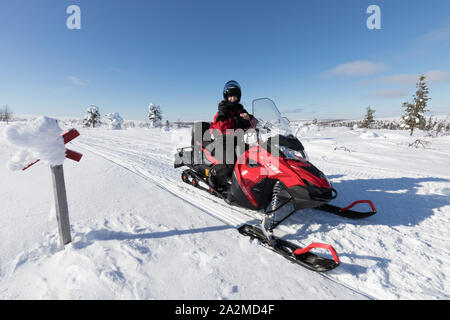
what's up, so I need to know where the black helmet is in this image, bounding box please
[223,80,242,102]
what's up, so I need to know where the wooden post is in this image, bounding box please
[18,129,82,250]
[50,164,72,249]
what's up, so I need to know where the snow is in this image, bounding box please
[0,120,449,300]
[359,131,379,139]
[3,116,66,170]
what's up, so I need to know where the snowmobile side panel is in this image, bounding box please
[286,185,332,210]
[229,171,274,210]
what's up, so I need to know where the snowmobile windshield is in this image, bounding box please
[252,98,293,139]
[252,98,309,161]
[266,135,309,162]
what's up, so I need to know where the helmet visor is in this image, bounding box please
[223,81,241,100]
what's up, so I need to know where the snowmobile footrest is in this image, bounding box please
[238,224,340,272]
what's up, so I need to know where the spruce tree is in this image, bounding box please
[148,103,162,127]
[401,75,430,136]
[106,112,124,130]
[361,106,376,128]
[83,104,101,128]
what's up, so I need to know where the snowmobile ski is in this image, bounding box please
[316,200,377,219]
[238,224,340,272]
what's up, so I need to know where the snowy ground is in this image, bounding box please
[0,121,449,299]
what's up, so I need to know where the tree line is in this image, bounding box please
[81,102,168,129]
[358,74,448,135]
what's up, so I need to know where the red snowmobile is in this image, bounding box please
[175,98,376,272]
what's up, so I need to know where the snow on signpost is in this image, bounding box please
[3,116,83,250]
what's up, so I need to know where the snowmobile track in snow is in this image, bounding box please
[73,139,377,300]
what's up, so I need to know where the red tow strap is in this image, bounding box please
[293,243,341,264]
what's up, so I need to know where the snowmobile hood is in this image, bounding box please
[285,159,332,189]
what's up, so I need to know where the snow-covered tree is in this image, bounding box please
[105,112,124,130]
[148,103,162,127]
[361,106,376,128]
[400,75,430,136]
[163,120,170,131]
[83,104,101,128]
[0,104,13,124]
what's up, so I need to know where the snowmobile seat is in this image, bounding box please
[175,122,212,169]
[190,121,216,167]
[191,121,213,148]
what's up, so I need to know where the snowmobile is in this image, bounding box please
[174,98,376,272]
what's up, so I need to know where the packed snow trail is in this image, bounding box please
[72,135,377,299]
[1,123,449,299]
[0,127,370,299]
[70,127,449,299]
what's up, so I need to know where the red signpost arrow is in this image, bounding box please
[22,129,83,171]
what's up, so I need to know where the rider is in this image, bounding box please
[211,80,253,134]
[209,81,254,194]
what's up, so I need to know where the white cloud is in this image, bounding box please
[282,107,304,114]
[362,89,408,100]
[325,60,388,77]
[377,74,418,85]
[418,25,450,43]
[425,70,450,83]
[377,70,450,85]
[67,76,90,86]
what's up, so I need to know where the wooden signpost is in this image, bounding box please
[51,164,72,248]
[23,129,83,250]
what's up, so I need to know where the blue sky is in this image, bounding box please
[1,0,449,121]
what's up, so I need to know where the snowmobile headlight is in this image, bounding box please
[278,145,309,162]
